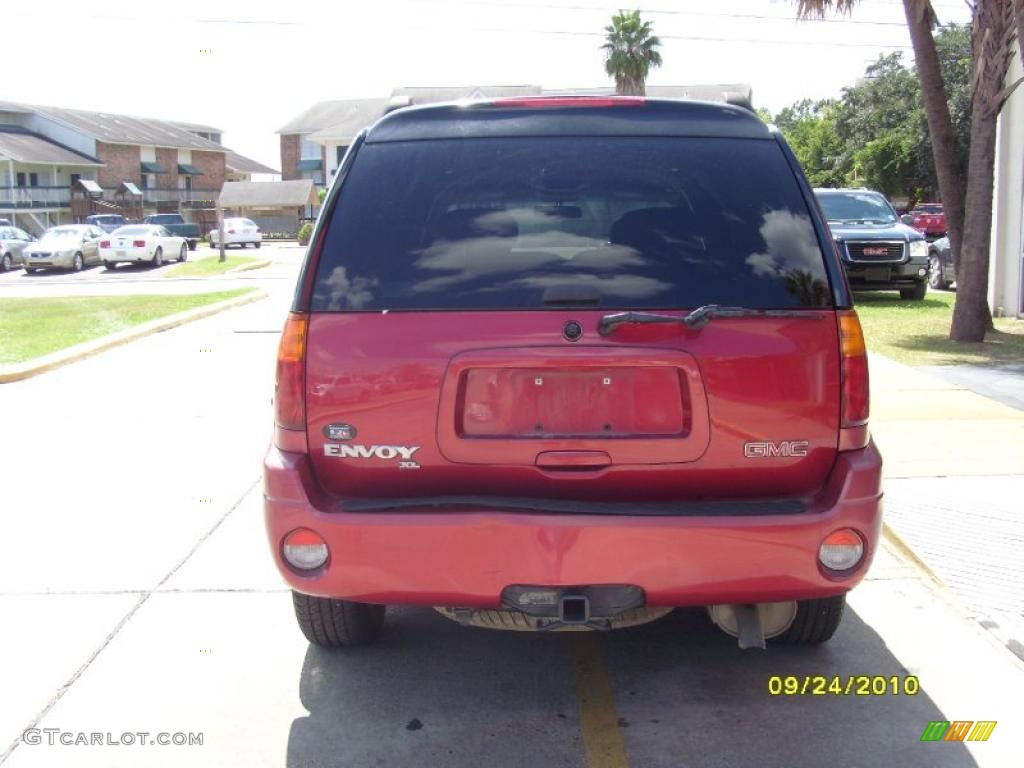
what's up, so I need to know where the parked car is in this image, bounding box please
[265,97,881,650]
[23,225,104,272]
[0,225,34,271]
[208,217,262,248]
[99,225,188,269]
[815,188,930,300]
[85,214,129,233]
[928,236,956,290]
[903,202,947,240]
[142,213,199,250]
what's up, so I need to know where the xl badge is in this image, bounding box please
[323,423,357,441]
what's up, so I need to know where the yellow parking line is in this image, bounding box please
[569,633,630,768]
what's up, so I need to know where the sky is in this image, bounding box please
[3,0,972,172]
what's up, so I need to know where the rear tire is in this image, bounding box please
[178,243,187,262]
[292,591,386,648]
[770,595,846,645]
[900,281,927,301]
[1,253,11,271]
[103,261,116,270]
[255,241,261,249]
[152,247,163,268]
[72,252,83,272]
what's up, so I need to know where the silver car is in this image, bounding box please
[0,226,34,271]
[23,225,105,273]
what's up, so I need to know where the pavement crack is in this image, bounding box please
[0,476,261,766]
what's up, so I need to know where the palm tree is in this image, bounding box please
[950,0,1017,341]
[601,10,663,96]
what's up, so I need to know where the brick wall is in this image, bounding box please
[191,149,225,201]
[155,147,178,191]
[95,142,140,187]
[280,134,299,180]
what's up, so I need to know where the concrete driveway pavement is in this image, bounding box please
[1,284,1022,767]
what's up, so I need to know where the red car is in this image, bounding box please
[264,97,883,650]
[906,203,947,239]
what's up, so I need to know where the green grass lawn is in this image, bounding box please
[164,254,263,278]
[855,290,1024,366]
[0,290,253,365]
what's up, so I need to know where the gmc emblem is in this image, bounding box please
[743,440,810,458]
[862,246,889,256]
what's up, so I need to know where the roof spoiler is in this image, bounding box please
[724,92,755,113]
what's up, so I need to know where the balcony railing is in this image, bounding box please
[0,186,72,208]
[0,186,222,210]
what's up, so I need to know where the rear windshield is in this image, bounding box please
[112,226,151,235]
[312,137,831,311]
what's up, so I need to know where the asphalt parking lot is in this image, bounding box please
[1,257,1022,768]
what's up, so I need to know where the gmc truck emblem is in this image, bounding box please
[862,247,888,256]
[324,444,420,460]
[743,440,810,458]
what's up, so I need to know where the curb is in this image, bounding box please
[0,289,268,384]
[227,259,271,274]
[882,521,1024,663]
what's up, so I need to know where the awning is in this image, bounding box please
[177,163,203,175]
[140,161,167,173]
[73,179,103,194]
[296,159,322,171]
[118,181,142,196]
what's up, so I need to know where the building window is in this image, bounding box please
[16,173,25,187]
[29,172,38,187]
[70,173,81,185]
[142,173,153,189]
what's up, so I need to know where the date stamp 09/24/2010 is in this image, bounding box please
[767,674,920,696]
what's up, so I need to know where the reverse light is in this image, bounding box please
[274,312,309,451]
[838,310,869,444]
[818,528,865,572]
[282,528,328,570]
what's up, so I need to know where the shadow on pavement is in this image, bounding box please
[288,606,976,768]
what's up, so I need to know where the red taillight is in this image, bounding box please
[275,313,308,451]
[100,240,110,248]
[491,96,645,109]
[132,239,145,247]
[838,310,869,438]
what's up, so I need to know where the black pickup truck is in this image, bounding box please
[143,213,200,250]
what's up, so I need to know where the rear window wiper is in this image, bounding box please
[597,305,819,336]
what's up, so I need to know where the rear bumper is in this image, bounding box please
[264,441,883,608]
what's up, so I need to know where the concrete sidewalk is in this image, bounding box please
[869,353,1024,658]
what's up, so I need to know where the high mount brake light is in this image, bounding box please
[489,97,646,109]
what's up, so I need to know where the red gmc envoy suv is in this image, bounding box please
[264,97,882,650]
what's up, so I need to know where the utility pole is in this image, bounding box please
[217,204,226,263]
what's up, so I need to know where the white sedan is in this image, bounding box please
[208,217,262,248]
[100,225,188,269]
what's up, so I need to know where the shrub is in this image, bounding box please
[298,222,313,246]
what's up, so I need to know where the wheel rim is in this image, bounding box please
[73,254,82,271]
[155,249,162,266]
[180,245,187,261]
[928,256,941,288]
[2,254,9,270]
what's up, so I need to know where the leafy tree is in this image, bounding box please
[601,10,663,96]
